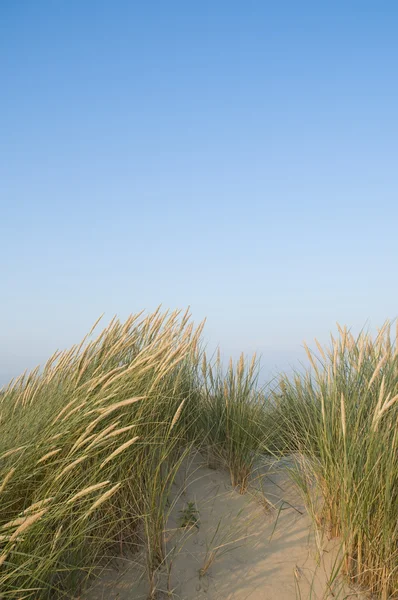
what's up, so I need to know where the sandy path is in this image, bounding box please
[84,455,363,600]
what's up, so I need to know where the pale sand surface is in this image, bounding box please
[83,455,364,600]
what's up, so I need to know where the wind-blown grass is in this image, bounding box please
[1,310,398,599]
[0,308,203,599]
[274,322,398,599]
[198,352,271,492]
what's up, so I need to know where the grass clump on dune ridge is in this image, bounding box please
[198,351,271,493]
[274,322,398,599]
[0,308,203,599]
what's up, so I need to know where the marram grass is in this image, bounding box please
[1,311,398,599]
[0,308,203,598]
[197,351,272,493]
[273,322,398,599]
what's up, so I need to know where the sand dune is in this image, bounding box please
[84,455,363,600]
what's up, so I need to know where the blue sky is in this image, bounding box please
[1,1,398,383]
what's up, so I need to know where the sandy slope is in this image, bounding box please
[84,455,363,600]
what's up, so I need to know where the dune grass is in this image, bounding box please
[274,322,398,599]
[1,311,398,598]
[0,308,203,598]
[198,351,271,492]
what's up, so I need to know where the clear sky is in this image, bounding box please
[1,1,398,384]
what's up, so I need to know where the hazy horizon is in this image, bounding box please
[2,1,398,385]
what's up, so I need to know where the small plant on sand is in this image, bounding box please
[178,501,199,529]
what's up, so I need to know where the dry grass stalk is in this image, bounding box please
[84,483,121,517]
[99,436,140,469]
[67,481,110,504]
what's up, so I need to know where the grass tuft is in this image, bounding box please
[273,322,398,598]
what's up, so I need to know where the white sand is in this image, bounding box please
[84,455,363,600]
